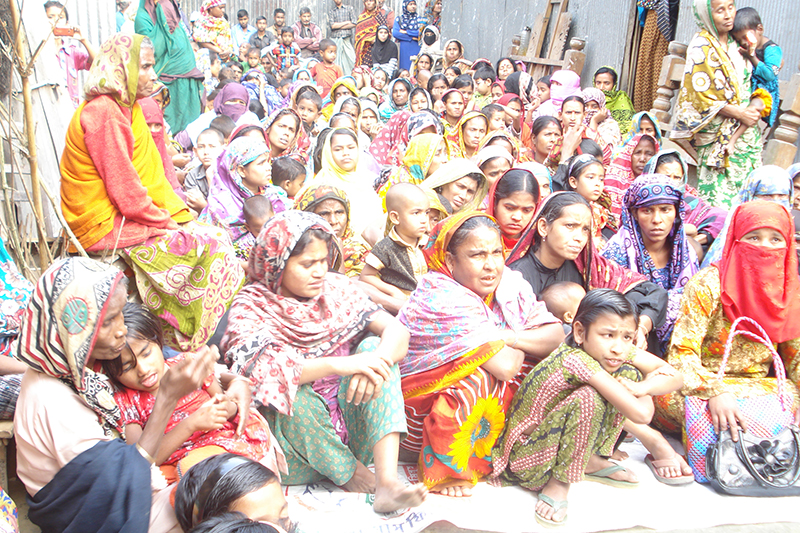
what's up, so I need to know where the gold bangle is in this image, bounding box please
[136,443,156,465]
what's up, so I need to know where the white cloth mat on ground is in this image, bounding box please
[287,436,800,533]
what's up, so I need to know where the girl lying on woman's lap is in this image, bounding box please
[103,303,286,480]
[490,289,683,527]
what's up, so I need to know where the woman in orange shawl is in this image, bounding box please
[59,34,243,352]
[398,212,563,496]
[354,0,389,66]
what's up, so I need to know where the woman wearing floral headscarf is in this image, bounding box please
[379,132,447,198]
[392,0,421,72]
[15,257,217,533]
[672,0,762,208]
[222,210,427,512]
[398,212,563,496]
[60,34,244,352]
[203,137,288,259]
[602,174,700,355]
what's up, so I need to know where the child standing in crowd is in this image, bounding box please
[271,28,301,73]
[184,128,226,214]
[104,303,287,480]
[472,68,496,110]
[360,183,430,302]
[312,40,344,97]
[272,156,307,200]
[491,289,683,527]
[732,7,782,125]
[45,0,97,108]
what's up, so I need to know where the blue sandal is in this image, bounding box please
[535,493,568,528]
[584,463,639,488]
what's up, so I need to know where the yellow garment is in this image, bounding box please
[379,133,445,201]
[61,101,191,249]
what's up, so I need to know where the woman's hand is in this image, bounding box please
[187,394,230,432]
[616,376,648,397]
[336,352,393,382]
[225,377,252,435]
[634,316,652,350]
[560,125,584,161]
[738,106,761,128]
[708,392,748,441]
[345,373,383,405]
[684,223,698,238]
[159,345,218,404]
[185,189,208,213]
[172,153,193,169]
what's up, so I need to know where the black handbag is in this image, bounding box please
[706,425,800,496]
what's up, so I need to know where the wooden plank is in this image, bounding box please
[509,56,565,68]
[547,12,571,60]
[525,13,545,58]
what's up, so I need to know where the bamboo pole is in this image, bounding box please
[9,0,49,270]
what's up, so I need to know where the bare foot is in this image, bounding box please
[341,461,376,494]
[431,482,473,497]
[536,478,569,524]
[373,480,428,513]
[610,448,629,461]
[586,454,638,483]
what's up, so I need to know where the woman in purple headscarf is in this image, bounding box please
[176,82,261,149]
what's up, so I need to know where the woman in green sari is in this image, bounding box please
[671,0,762,208]
[135,0,204,133]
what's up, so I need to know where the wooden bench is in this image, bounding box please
[0,421,13,491]
[650,40,800,168]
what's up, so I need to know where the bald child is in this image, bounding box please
[540,281,586,327]
[360,183,430,305]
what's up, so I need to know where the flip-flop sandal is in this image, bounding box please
[535,493,568,528]
[645,454,695,485]
[584,463,639,488]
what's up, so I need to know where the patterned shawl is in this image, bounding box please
[222,211,379,416]
[599,67,635,137]
[17,258,125,436]
[643,149,727,240]
[355,3,389,65]
[445,111,488,159]
[263,108,309,163]
[477,130,523,163]
[294,185,371,278]
[605,132,660,220]
[702,165,793,268]
[507,192,647,294]
[602,174,699,292]
[368,110,412,165]
[399,211,557,377]
[581,87,622,149]
[84,33,144,108]
[424,0,441,28]
[194,0,233,54]
[399,133,445,183]
[671,0,744,170]
[398,0,420,32]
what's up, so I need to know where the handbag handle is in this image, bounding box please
[719,316,791,412]
[735,426,800,489]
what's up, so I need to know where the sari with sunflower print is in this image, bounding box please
[671,0,761,208]
[398,212,559,491]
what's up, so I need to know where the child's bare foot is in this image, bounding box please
[611,448,629,461]
[373,480,427,513]
[431,482,473,497]
[341,461,376,494]
[536,478,569,524]
[585,454,638,483]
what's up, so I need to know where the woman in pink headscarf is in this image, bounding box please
[531,69,581,120]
